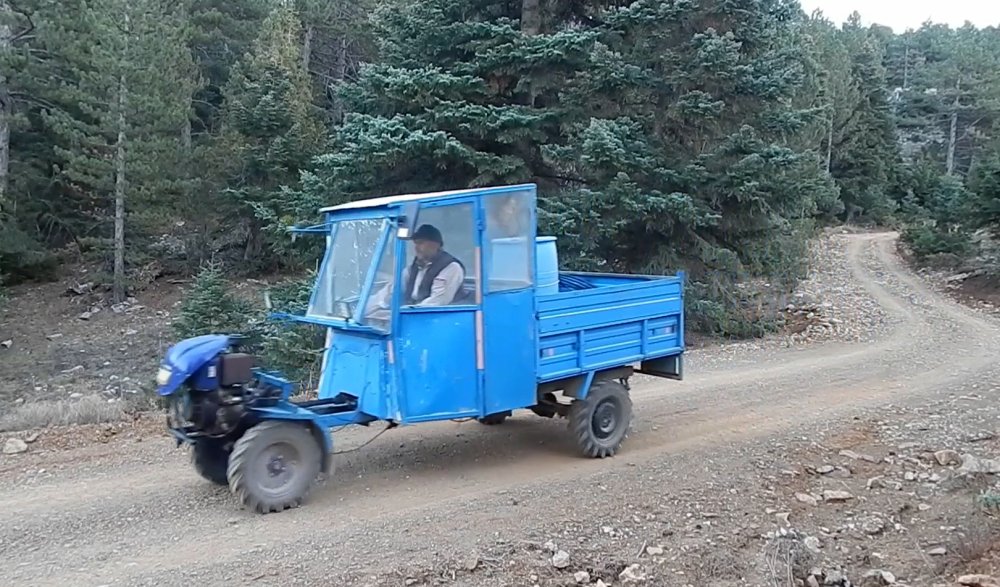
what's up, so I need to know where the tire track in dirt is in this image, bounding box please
[2,232,998,587]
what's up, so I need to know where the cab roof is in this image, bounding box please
[319,183,535,213]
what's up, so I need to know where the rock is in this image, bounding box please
[867,476,887,490]
[24,432,39,443]
[645,545,664,556]
[822,490,854,502]
[817,465,836,474]
[69,392,83,399]
[825,570,848,585]
[3,438,28,455]
[0,339,11,349]
[464,555,479,571]
[965,431,996,443]
[898,442,922,450]
[543,540,557,553]
[934,449,962,466]
[14,398,23,405]
[840,449,878,463]
[807,576,821,587]
[551,550,570,569]
[619,564,646,583]
[776,512,791,526]
[862,569,896,585]
[804,536,822,553]
[79,311,92,320]
[958,454,1000,474]
[957,575,1000,587]
[797,492,819,506]
[861,516,886,535]
[904,471,917,481]
[595,581,609,587]
[574,571,591,584]
[918,503,931,511]
[927,546,947,556]
[46,333,63,340]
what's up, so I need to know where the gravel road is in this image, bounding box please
[1,231,998,587]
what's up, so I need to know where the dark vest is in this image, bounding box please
[404,251,464,305]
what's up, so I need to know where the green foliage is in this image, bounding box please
[217,2,326,270]
[256,276,325,388]
[172,262,254,339]
[0,218,59,284]
[5,0,1000,338]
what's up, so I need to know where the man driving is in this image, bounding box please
[365,224,465,320]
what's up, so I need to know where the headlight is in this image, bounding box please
[156,367,172,386]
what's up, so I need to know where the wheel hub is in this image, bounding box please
[258,442,299,492]
[593,400,618,439]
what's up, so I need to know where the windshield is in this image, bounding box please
[308,218,388,321]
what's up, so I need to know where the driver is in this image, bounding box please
[365,224,465,319]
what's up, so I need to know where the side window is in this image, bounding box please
[484,190,533,292]
[402,202,477,305]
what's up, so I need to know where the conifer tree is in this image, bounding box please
[218,2,325,269]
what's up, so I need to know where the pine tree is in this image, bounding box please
[36,0,197,300]
[218,2,326,270]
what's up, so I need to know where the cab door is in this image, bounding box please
[480,187,538,415]
[394,199,482,423]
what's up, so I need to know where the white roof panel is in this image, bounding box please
[319,184,535,213]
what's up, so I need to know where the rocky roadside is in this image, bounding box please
[317,381,1000,587]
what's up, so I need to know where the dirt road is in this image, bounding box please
[1,231,998,587]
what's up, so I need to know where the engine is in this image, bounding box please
[169,352,280,437]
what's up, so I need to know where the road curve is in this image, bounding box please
[0,231,997,587]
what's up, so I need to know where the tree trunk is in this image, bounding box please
[114,73,127,303]
[522,0,541,35]
[0,2,11,214]
[825,106,834,174]
[330,37,347,122]
[303,24,314,73]
[947,79,960,176]
[902,45,910,90]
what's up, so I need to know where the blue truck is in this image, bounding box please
[155,183,685,513]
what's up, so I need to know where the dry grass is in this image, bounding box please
[0,394,157,432]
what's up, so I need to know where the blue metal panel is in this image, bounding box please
[157,334,231,396]
[482,287,537,414]
[317,331,393,419]
[536,274,684,382]
[396,310,480,422]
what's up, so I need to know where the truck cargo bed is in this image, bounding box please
[536,271,684,382]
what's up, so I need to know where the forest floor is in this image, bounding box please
[1,229,1000,587]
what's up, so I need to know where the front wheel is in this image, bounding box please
[227,421,322,514]
[568,379,633,458]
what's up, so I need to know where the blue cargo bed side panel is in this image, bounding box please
[536,276,683,381]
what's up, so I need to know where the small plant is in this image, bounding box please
[172,261,255,339]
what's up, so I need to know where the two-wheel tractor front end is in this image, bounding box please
[224,421,324,514]
[569,379,633,458]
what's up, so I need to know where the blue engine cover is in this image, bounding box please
[157,334,231,396]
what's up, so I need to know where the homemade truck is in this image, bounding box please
[155,184,685,513]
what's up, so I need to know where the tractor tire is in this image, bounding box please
[227,421,322,514]
[478,411,511,425]
[191,439,230,485]
[568,379,632,458]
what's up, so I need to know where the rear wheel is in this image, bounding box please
[478,411,511,425]
[568,379,632,458]
[191,439,230,485]
[227,421,322,514]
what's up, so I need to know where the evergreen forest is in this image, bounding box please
[2,0,999,346]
